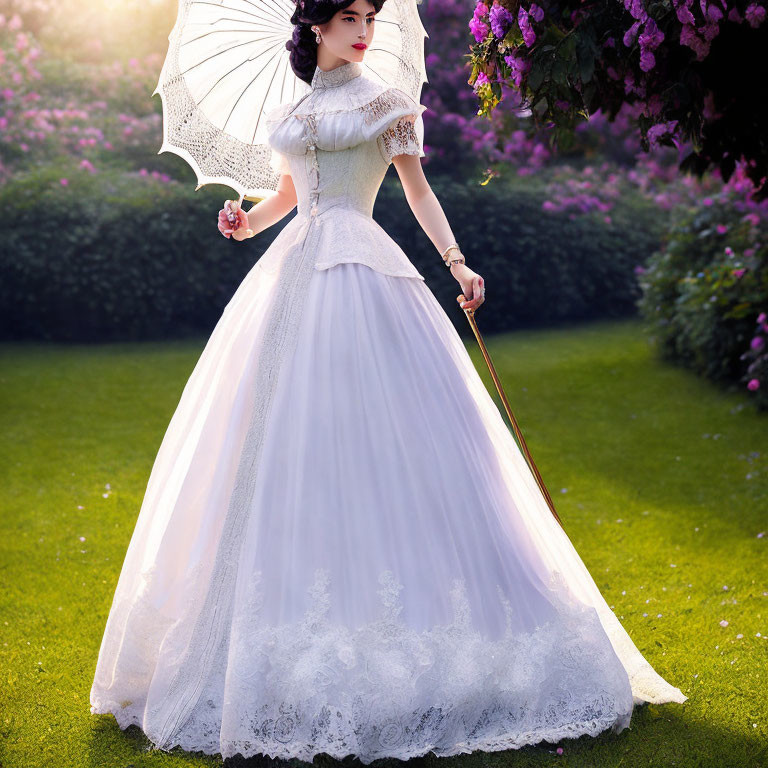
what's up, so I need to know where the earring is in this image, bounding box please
[312,26,321,44]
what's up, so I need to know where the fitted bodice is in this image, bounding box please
[261,62,427,280]
[279,134,389,221]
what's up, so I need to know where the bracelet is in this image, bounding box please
[441,242,466,268]
[440,242,460,261]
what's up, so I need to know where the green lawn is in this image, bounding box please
[0,318,766,768]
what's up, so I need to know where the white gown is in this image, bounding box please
[89,61,687,762]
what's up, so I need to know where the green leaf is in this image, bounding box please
[527,65,545,91]
[575,34,595,84]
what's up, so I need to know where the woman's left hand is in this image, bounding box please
[451,263,485,311]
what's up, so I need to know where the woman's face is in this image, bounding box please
[317,0,376,65]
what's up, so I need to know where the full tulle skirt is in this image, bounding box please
[89,240,686,762]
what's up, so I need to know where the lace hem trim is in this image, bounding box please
[90,698,629,764]
[90,569,638,763]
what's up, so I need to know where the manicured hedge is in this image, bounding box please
[0,164,663,342]
[0,166,270,341]
[378,172,664,336]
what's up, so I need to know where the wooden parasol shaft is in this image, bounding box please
[462,306,564,530]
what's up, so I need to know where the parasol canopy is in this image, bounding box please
[152,0,429,202]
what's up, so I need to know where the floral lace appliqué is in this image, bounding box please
[91,568,636,764]
[378,115,421,165]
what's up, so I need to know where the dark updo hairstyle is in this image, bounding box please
[287,0,386,85]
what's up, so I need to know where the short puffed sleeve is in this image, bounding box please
[268,147,291,176]
[371,88,426,166]
[378,115,423,165]
[264,101,295,176]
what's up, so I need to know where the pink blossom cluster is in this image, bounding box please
[542,166,621,220]
[670,1,766,63]
[538,120,768,223]
[503,50,532,87]
[622,1,667,71]
[518,3,545,47]
[469,2,490,42]
[0,13,42,87]
[470,2,544,48]
[741,312,768,392]
[138,167,171,183]
[618,1,768,71]
[474,71,490,91]
[0,13,164,184]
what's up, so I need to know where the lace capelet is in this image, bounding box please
[263,69,427,174]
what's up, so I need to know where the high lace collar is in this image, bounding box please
[310,61,362,90]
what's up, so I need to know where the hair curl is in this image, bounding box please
[286,0,386,85]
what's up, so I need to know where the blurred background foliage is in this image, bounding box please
[0,0,766,407]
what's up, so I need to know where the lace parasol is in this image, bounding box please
[152,0,429,201]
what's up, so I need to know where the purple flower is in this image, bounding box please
[518,7,537,47]
[489,1,514,38]
[529,3,545,22]
[677,4,696,23]
[640,49,656,71]
[707,3,724,21]
[637,16,664,71]
[647,119,678,147]
[623,20,642,47]
[680,24,711,59]
[701,21,722,41]
[639,18,665,50]
[474,71,490,91]
[504,51,531,86]
[747,378,761,391]
[745,3,766,27]
[757,312,767,324]
[751,336,765,351]
[469,17,490,42]
[470,1,490,42]
[624,0,649,22]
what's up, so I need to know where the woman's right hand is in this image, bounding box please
[217,200,253,240]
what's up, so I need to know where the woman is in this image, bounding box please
[89,0,687,762]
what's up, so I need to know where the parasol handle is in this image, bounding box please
[461,305,565,530]
[228,192,253,239]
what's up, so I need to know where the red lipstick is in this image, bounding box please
[352,43,367,49]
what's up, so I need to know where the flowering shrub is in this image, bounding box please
[740,312,768,397]
[0,13,167,184]
[637,196,768,408]
[466,0,768,200]
[540,147,768,233]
